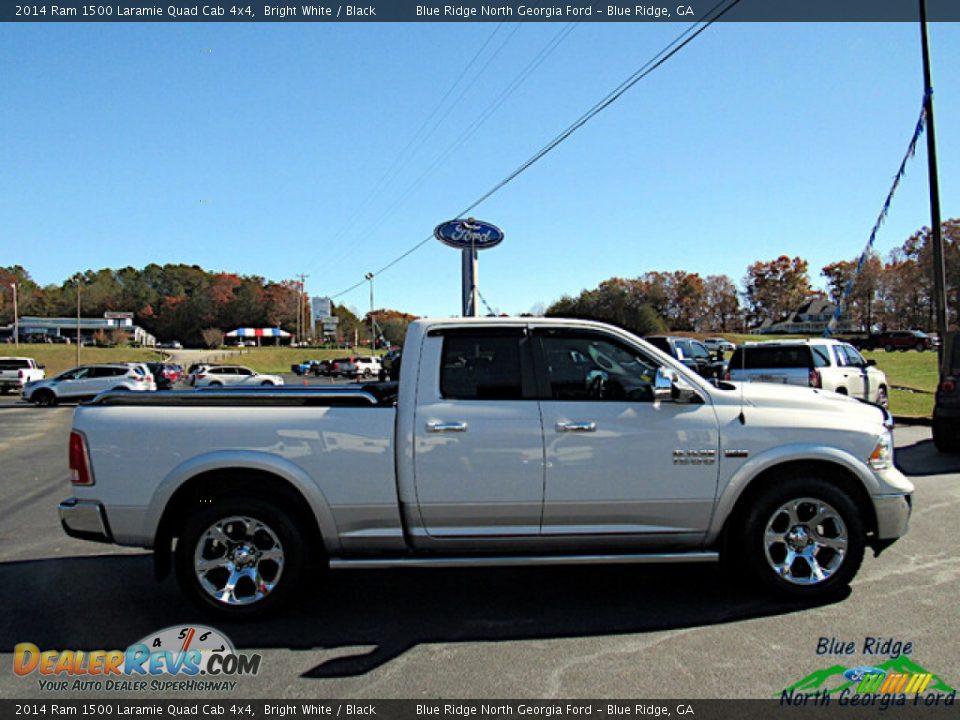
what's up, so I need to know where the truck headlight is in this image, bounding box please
[868,432,893,470]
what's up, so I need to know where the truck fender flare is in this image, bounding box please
[146,449,341,556]
[706,444,880,545]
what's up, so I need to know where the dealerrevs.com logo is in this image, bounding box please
[13,625,261,692]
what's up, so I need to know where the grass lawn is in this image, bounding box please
[229,347,384,374]
[861,348,938,419]
[6,346,164,377]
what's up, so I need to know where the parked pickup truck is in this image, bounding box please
[59,318,913,619]
[0,356,45,394]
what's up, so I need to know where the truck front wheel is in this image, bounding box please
[174,497,308,618]
[740,477,864,599]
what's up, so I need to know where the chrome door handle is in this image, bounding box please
[427,421,468,433]
[556,421,596,433]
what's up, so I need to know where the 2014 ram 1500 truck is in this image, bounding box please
[59,318,913,618]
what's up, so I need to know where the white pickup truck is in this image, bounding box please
[59,318,913,619]
[0,356,45,394]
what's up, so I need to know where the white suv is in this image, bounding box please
[353,356,382,379]
[22,364,156,406]
[727,339,889,407]
[192,365,284,387]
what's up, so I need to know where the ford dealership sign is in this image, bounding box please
[434,218,504,251]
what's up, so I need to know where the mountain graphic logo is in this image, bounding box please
[780,655,956,696]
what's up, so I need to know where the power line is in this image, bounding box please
[346,23,578,248]
[331,0,740,299]
[313,23,517,277]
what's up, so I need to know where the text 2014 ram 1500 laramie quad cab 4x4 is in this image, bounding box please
[59,318,913,618]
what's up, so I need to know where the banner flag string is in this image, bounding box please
[824,91,930,337]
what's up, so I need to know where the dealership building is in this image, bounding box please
[2,312,157,346]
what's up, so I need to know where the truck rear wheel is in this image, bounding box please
[933,419,959,453]
[739,476,864,599]
[174,496,309,619]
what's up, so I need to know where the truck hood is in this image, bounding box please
[719,381,888,426]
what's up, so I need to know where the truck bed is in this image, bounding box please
[72,383,404,553]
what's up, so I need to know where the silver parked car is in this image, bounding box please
[192,365,284,387]
[23,364,156,406]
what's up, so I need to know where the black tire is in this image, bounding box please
[260,380,274,387]
[916,342,925,352]
[174,496,310,619]
[0,386,10,395]
[932,419,960,453]
[835,387,848,396]
[875,386,889,409]
[33,389,57,407]
[884,343,894,352]
[209,381,222,387]
[362,369,372,379]
[738,474,864,600]
[110,386,129,392]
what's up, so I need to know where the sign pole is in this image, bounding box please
[919,0,948,358]
[461,249,478,317]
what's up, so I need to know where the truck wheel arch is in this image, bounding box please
[717,459,878,553]
[151,464,337,581]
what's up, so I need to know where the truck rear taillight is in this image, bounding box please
[809,369,822,388]
[69,431,95,486]
[724,370,731,381]
[941,379,957,394]
[18,370,24,380]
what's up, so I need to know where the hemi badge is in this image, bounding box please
[724,450,749,458]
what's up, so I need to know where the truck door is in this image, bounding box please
[413,327,544,539]
[533,327,719,542]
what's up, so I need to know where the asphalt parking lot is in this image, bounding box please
[0,402,957,700]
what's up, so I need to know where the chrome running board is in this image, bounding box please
[330,551,718,570]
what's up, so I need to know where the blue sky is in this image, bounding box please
[1,20,958,317]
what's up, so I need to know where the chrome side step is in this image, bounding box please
[329,551,718,570]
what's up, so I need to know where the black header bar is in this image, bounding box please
[3,0,960,23]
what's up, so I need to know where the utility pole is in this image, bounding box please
[75,277,81,366]
[364,272,375,352]
[11,283,18,349]
[295,273,309,346]
[919,0,948,360]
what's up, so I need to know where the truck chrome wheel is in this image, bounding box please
[193,515,285,606]
[763,498,847,585]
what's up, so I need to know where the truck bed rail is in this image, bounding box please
[88,386,389,407]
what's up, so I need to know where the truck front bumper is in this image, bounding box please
[59,498,113,544]
[873,493,912,540]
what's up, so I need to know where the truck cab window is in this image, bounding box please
[441,335,523,400]
[538,331,660,402]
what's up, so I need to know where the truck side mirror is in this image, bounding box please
[866,359,877,367]
[654,367,674,401]
[655,367,702,403]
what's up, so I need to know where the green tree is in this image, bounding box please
[546,278,667,336]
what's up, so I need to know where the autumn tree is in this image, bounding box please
[821,252,884,332]
[743,256,812,327]
[702,275,742,332]
[201,328,225,349]
[0,266,42,324]
[367,309,418,347]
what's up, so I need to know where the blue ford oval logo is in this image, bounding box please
[434,218,504,251]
